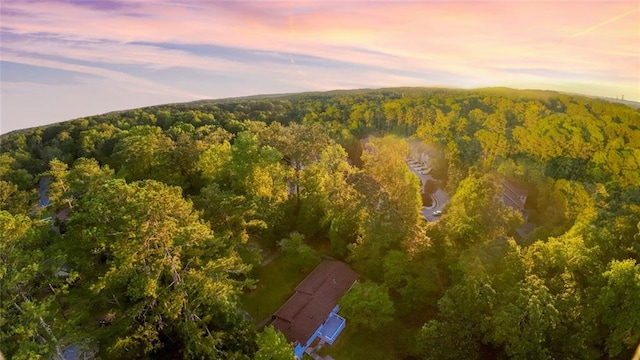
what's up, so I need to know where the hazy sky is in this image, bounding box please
[1,0,639,134]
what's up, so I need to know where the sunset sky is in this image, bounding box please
[1,0,639,134]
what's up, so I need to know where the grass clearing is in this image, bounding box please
[318,318,405,360]
[241,254,320,324]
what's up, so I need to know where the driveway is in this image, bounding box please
[422,189,450,222]
[406,160,432,185]
[406,159,450,222]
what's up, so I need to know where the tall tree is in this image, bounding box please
[486,275,560,360]
[278,232,318,271]
[598,259,640,358]
[197,132,291,246]
[339,281,395,331]
[110,126,175,183]
[298,143,361,253]
[0,212,73,360]
[349,136,422,278]
[434,174,520,250]
[416,278,495,360]
[254,326,295,360]
[62,179,255,358]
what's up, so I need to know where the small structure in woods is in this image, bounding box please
[501,180,537,240]
[501,180,528,214]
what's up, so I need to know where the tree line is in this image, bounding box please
[1,87,639,359]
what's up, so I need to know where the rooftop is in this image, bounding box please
[271,260,358,345]
[502,180,528,211]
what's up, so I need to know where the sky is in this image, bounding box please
[1,0,639,134]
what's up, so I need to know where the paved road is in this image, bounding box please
[406,160,432,186]
[422,189,450,222]
[406,160,450,222]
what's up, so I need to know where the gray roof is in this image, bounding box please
[502,180,527,211]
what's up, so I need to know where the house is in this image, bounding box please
[271,260,358,358]
[501,180,537,240]
[501,180,528,214]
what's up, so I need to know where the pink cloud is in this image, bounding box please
[1,0,638,99]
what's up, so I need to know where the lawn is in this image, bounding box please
[241,253,321,325]
[318,319,406,360]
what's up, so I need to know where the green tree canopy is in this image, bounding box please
[61,179,255,358]
[255,326,295,360]
[339,281,395,331]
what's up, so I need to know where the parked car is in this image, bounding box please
[432,210,443,216]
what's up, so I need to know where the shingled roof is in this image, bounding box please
[271,260,358,345]
[502,180,528,212]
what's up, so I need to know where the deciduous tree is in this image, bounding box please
[339,281,395,331]
[255,326,295,360]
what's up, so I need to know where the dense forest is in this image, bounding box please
[1,87,639,359]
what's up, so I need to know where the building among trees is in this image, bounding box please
[270,260,358,358]
[500,180,528,214]
[501,180,537,239]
